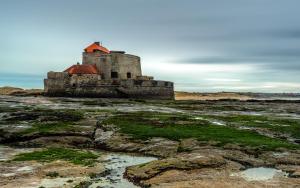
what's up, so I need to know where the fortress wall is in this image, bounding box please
[95,54,112,80]
[44,74,174,99]
[82,52,112,79]
[69,74,101,86]
[118,80,174,99]
[44,72,68,94]
[82,51,106,65]
[136,76,154,81]
[47,72,69,79]
[44,76,67,95]
[62,84,174,99]
[82,52,141,80]
[110,53,141,80]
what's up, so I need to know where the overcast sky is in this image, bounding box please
[1,0,300,92]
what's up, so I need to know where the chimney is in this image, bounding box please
[94,42,100,45]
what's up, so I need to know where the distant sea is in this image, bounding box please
[0,73,299,100]
[0,73,44,89]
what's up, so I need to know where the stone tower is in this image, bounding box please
[44,41,174,99]
[82,42,142,80]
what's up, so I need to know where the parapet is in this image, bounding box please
[47,72,69,79]
[110,51,126,54]
[136,76,154,80]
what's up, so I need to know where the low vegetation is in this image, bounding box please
[13,148,99,166]
[17,122,78,135]
[81,100,109,106]
[104,112,298,150]
[0,106,22,113]
[200,114,300,139]
[32,108,85,122]
[3,108,84,122]
[46,171,59,178]
[0,108,86,136]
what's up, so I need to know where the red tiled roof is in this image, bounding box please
[84,42,110,53]
[64,64,99,75]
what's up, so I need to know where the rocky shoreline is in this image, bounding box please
[1,94,300,187]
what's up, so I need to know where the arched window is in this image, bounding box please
[127,72,131,78]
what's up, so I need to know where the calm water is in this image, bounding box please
[0,73,43,89]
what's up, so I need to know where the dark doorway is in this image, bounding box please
[111,71,118,78]
[127,72,131,78]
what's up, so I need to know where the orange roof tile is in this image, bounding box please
[84,42,110,53]
[64,64,99,75]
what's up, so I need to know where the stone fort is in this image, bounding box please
[44,42,174,99]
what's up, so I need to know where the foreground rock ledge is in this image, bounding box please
[124,152,226,185]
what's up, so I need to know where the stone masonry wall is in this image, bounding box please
[44,73,174,99]
[110,52,142,80]
[82,52,141,80]
[44,72,69,94]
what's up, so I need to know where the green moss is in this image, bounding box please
[1,107,84,123]
[36,109,85,122]
[129,99,147,103]
[81,100,109,106]
[177,145,192,153]
[13,148,98,166]
[201,114,300,139]
[0,106,21,113]
[46,171,59,178]
[74,181,92,188]
[104,112,298,150]
[17,122,77,135]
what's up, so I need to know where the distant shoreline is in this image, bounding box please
[1,86,300,101]
[175,91,300,101]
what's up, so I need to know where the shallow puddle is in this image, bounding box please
[89,153,157,188]
[0,149,158,188]
[211,120,226,126]
[194,116,226,126]
[237,167,287,181]
[34,152,157,188]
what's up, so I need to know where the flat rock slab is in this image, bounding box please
[125,152,226,183]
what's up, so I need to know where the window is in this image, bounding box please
[111,72,118,78]
[127,72,131,78]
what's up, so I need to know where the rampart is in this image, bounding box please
[44,72,174,99]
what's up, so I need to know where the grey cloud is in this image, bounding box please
[254,48,300,57]
[1,0,300,92]
[173,56,300,70]
[266,29,300,39]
